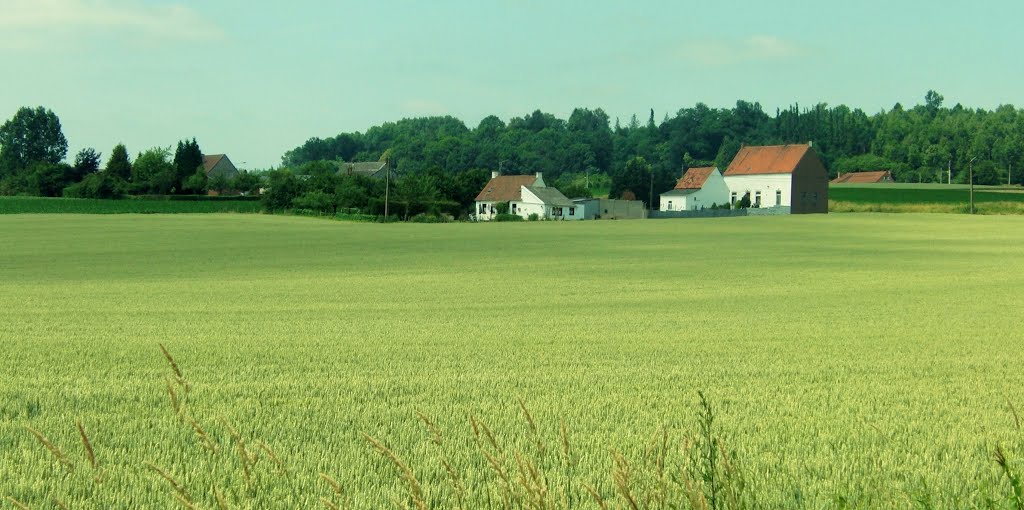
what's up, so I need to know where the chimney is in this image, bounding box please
[535,172,544,187]
[491,170,500,179]
[535,172,543,180]
[808,140,814,148]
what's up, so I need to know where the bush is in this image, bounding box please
[528,213,539,221]
[494,213,524,222]
[292,190,334,214]
[410,213,450,223]
[62,172,125,199]
[262,170,304,211]
[495,202,510,214]
[332,211,379,222]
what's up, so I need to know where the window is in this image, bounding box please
[511,203,518,214]
[754,191,762,207]
[730,192,737,204]
[667,200,673,209]
[569,207,575,216]
[479,203,487,214]
[812,192,818,201]
[553,207,563,216]
[776,190,782,206]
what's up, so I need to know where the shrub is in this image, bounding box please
[528,213,539,221]
[410,213,450,223]
[494,213,524,222]
[292,190,334,214]
[62,172,125,199]
[495,202,510,214]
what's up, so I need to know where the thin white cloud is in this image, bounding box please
[676,35,807,66]
[0,0,222,49]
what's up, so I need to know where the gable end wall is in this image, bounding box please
[790,151,829,214]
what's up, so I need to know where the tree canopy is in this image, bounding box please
[280,92,1024,198]
[0,106,68,174]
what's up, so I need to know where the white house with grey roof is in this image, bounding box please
[475,171,582,220]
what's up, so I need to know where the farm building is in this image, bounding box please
[337,161,396,180]
[723,144,829,214]
[658,167,729,211]
[202,154,239,181]
[572,198,647,220]
[475,172,581,221]
[831,171,894,184]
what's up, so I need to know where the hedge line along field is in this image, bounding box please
[829,183,1024,205]
[0,196,262,214]
[3,214,1024,508]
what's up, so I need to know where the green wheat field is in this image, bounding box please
[3,213,1024,509]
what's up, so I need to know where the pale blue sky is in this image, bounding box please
[2,0,1022,169]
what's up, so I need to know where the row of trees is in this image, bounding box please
[283,91,1024,205]
[261,161,489,219]
[0,106,263,198]
[4,91,1022,208]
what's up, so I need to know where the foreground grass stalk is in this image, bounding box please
[146,461,192,507]
[5,496,30,510]
[362,433,428,510]
[25,426,74,473]
[995,446,1024,510]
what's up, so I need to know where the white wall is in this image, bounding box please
[660,194,691,211]
[519,187,583,220]
[660,170,730,211]
[723,174,792,208]
[475,201,499,220]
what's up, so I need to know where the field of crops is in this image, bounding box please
[3,213,1024,509]
[831,183,1024,206]
[0,196,262,214]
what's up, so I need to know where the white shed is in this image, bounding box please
[659,167,730,211]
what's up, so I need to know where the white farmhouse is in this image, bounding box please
[474,172,582,221]
[722,144,828,214]
[658,167,729,211]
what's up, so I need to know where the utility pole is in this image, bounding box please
[384,157,390,219]
[969,157,977,214]
[649,170,654,211]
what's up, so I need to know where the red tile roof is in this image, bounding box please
[674,167,716,189]
[724,144,810,176]
[475,175,537,202]
[831,171,892,184]
[202,154,226,173]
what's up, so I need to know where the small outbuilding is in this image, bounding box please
[202,154,239,181]
[572,198,647,220]
[337,161,396,180]
[831,171,894,184]
[659,167,730,211]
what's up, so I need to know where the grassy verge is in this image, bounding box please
[830,185,1024,205]
[829,200,1024,215]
